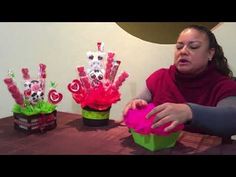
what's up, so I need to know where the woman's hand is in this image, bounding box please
[123,99,148,117]
[146,103,193,132]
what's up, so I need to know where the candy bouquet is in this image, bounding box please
[3,64,63,133]
[124,103,184,151]
[68,42,129,126]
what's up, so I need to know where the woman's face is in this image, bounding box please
[174,28,215,75]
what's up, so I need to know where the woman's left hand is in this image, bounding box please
[146,103,193,132]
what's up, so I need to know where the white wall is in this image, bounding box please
[212,23,236,73]
[0,22,236,120]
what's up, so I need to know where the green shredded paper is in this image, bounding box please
[12,100,56,116]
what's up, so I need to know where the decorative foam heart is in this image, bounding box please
[68,79,81,93]
[48,89,63,104]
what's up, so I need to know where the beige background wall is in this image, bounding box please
[0,22,235,120]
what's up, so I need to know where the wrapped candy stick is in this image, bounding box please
[109,60,121,83]
[21,68,30,80]
[39,63,46,94]
[21,68,31,99]
[3,78,24,107]
[4,77,14,85]
[112,71,129,90]
[39,63,46,79]
[108,52,115,59]
[105,52,115,80]
[97,42,104,52]
[77,66,91,91]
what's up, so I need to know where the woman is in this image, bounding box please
[123,25,236,138]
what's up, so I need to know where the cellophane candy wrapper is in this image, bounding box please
[124,103,184,151]
[3,64,63,133]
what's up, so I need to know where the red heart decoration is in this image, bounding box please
[68,79,81,93]
[52,92,59,100]
[48,89,63,104]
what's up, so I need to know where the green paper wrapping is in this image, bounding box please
[12,100,56,116]
[131,129,180,151]
[82,108,110,120]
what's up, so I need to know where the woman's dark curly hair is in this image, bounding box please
[185,25,233,78]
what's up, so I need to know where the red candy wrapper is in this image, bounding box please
[109,60,120,83]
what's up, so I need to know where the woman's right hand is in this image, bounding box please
[122,99,148,117]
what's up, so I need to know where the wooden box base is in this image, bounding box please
[13,111,57,133]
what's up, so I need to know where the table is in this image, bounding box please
[0,112,235,155]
